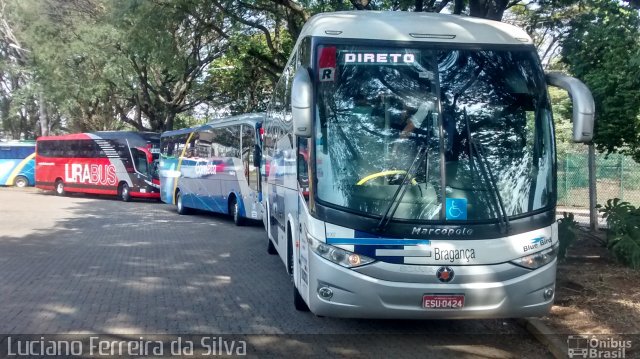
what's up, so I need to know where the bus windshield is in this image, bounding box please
[314,44,554,222]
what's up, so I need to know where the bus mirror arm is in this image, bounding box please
[291,67,313,138]
[546,72,595,143]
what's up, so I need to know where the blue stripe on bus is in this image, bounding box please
[354,230,380,238]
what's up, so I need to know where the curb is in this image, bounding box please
[518,318,568,359]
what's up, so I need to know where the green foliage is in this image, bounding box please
[173,113,206,130]
[4,0,637,137]
[598,198,640,269]
[557,212,578,260]
[548,87,574,158]
[561,0,640,162]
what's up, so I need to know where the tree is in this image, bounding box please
[108,0,233,131]
[561,0,640,161]
[0,0,39,139]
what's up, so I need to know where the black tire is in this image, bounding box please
[14,176,28,188]
[230,197,245,226]
[267,205,277,255]
[54,179,65,196]
[176,191,190,215]
[119,182,131,202]
[289,234,310,312]
[267,237,278,255]
[294,284,310,312]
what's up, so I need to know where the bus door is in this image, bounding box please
[241,125,260,218]
[193,130,222,212]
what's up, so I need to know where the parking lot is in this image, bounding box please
[0,188,551,357]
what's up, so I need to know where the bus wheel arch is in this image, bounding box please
[118,181,131,202]
[228,193,245,226]
[54,178,65,196]
[13,175,29,188]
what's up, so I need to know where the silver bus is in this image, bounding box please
[159,113,263,225]
[262,11,594,318]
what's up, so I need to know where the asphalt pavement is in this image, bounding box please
[0,187,552,357]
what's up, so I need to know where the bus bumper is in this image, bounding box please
[131,191,161,199]
[306,252,556,319]
[131,183,161,199]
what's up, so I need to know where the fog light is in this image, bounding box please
[543,288,554,300]
[318,286,333,300]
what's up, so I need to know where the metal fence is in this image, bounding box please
[557,150,640,208]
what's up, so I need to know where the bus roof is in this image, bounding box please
[37,131,159,142]
[295,11,532,47]
[161,113,264,138]
[0,140,36,147]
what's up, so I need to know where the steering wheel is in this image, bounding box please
[357,170,418,186]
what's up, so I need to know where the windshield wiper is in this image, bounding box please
[375,145,428,233]
[462,109,509,233]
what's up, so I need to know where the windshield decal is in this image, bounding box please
[318,46,336,82]
[342,52,416,65]
[446,198,468,220]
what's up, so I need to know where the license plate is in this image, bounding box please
[423,295,465,309]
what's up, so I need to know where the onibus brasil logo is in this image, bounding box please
[567,335,632,358]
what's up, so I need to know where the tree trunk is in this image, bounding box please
[38,91,49,137]
[453,0,465,14]
[164,112,175,132]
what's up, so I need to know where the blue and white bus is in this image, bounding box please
[0,141,36,187]
[262,11,595,318]
[159,113,264,225]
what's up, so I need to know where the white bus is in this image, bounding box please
[159,113,263,225]
[262,11,595,318]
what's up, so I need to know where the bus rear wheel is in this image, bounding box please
[119,182,131,202]
[14,176,28,188]
[230,197,245,226]
[54,180,65,196]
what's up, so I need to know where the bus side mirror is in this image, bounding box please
[546,72,595,143]
[254,145,261,168]
[291,67,313,138]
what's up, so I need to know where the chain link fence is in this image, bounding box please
[558,150,640,209]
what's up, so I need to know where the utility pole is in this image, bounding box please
[588,144,598,231]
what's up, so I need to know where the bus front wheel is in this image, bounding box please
[266,204,277,255]
[229,197,245,226]
[54,180,65,196]
[119,182,131,202]
[289,230,310,312]
[176,191,190,215]
[267,237,277,255]
[14,176,28,188]
[293,285,309,312]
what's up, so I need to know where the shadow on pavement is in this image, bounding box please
[0,189,550,357]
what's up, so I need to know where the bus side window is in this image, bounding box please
[132,148,149,175]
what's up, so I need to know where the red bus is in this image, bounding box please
[36,131,161,201]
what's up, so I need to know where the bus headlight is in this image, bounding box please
[308,234,375,268]
[511,242,559,269]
